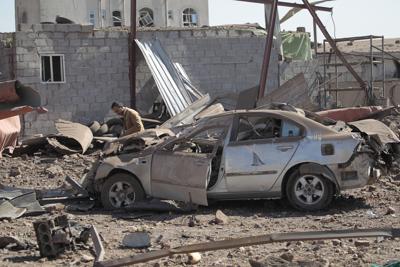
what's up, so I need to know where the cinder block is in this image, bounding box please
[81,25,94,33]
[54,24,70,32]
[68,24,82,32]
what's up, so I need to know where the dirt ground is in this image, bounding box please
[1,153,400,267]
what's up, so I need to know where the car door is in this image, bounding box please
[151,126,227,206]
[224,113,303,193]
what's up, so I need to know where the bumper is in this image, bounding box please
[336,153,381,190]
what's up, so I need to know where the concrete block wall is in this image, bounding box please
[135,28,279,113]
[12,25,279,135]
[0,33,15,81]
[14,24,130,135]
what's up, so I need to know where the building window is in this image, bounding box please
[89,10,96,25]
[41,55,65,83]
[112,11,122,26]
[182,8,198,27]
[139,8,154,27]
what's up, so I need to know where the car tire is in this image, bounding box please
[100,173,145,210]
[286,171,334,211]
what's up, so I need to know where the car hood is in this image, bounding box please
[102,128,175,157]
[348,119,400,145]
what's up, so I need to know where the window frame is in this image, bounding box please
[89,10,96,25]
[182,8,198,27]
[40,54,66,84]
[138,8,154,27]
[112,10,122,26]
[229,113,305,145]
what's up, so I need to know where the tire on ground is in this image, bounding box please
[286,170,334,211]
[100,173,145,210]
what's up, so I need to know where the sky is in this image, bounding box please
[0,0,399,41]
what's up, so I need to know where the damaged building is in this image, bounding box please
[15,0,209,30]
[0,24,280,136]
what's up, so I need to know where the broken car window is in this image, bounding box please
[236,116,282,141]
[165,127,226,154]
[235,115,302,142]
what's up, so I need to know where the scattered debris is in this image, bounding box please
[354,239,371,247]
[80,253,95,263]
[214,210,229,225]
[33,215,76,258]
[280,252,294,262]
[187,252,202,264]
[122,232,151,249]
[66,200,95,212]
[0,236,29,250]
[0,199,26,219]
[93,228,400,266]
[386,206,396,215]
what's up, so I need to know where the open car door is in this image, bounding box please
[150,126,228,206]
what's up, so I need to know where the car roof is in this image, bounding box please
[196,109,337,134]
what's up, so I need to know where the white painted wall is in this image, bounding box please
[15,0,209,29]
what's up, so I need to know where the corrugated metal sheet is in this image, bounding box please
[135,39,202,116]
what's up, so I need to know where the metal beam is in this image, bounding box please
[129,0,137,108]
[237,0,332,12]
[258,0,278,100]
[300,0,371,104]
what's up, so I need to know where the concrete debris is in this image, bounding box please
[0,236,29,250]
[8,166,21,177]
[249,257,293,267]
[214,210,229,225]
[33,215,92,258]
[386,206,396,215]
[33,215,75,258]
[43,203,65,213]
[280,252,294,262]
[187,252,202,264]
[80,253,95,263]
[46,165,64,178]
[354,239,371,247]
[122,232,151,249]
[93,228,400,266]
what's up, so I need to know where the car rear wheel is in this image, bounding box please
[286,171,334,211]
[101,173,145,210]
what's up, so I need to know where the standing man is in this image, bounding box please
[111,102,144,136]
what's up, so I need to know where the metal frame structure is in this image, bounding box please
[322,35,385,107]
[128,0,340,107]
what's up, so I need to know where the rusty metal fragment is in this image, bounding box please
[94,228,400,267]
[257,73,319,111]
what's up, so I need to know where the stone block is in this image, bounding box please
[81,25,94,33]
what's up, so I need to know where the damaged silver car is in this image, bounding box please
[82,102,399,211]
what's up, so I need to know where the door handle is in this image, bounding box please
[277,145,293,152]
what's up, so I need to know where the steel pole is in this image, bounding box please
[301,0,370,104]
[129,0,137,108]
[258,0,278,100]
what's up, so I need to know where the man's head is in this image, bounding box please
[111,102,125,115]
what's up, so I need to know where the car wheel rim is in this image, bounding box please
[294,175,325,206]
[108,181,135,208]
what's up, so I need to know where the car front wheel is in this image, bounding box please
[100,173,145,210]
[286,171,334,211]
